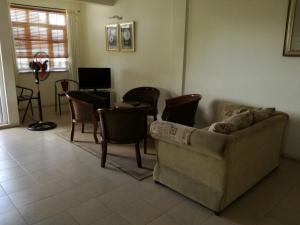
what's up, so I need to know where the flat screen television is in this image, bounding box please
[78,67,111,90]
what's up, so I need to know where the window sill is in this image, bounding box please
[18,70,69,75]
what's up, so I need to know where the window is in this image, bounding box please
[10,5,69,72]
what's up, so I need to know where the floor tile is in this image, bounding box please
[147,214,182,225]
[0,150,11,162]
[53,185,96,209]
[0,196,15,215]
[67,198,113,225]
[0,159,18,171]
[17,195,66,224]
[90,213,131,225]
[0,209,27,225]
[142,185,185,212]
[266,207,300,225]
[202,215,241,225]
[0,187,6,198]
[255,217,283,225]
[30,167,67,185]
[20,159,54,173]
[8,186,51,207]
[0,176,38,194]
[167,200,213,225]
[98,182,153,211]
[117,200,162,225]
[0,166,28,183]
[34,213,79,225]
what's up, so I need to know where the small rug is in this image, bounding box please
[55,125,157,180]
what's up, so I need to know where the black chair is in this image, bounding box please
[55,79,79,115]
[123,87,160,120]
[162,94,202,127]
[16,86,34,123]
[66,91,107,144]
[98,107,148,168]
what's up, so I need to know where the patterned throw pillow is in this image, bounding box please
[208,122,237,134]
[252,108,275,123]
[209,110,254,134]
[209,106,276,134]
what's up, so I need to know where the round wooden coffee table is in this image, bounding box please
[114,101,150,110]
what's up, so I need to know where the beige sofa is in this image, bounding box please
[150,103,288,213]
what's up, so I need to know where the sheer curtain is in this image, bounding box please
[67,9,80,82]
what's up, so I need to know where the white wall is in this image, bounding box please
[8,0,82,107]
[184,0,300,159]
[0,0,19,126]
[78,0,186,112]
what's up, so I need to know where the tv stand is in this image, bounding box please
[89,89,110,108]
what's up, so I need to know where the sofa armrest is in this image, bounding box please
[150,121,233,159]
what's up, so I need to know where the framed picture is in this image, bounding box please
[105,24,119,51]
[283,0,300,56]
[119,21,135,52]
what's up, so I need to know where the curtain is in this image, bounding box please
[67,9,79,82]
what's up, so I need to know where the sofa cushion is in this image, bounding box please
[209,110,254,134]
[219,103,256,121]
[252,108,275,123]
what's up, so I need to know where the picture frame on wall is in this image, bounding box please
[105,23,119,51]
[283,0,300,56]
[119,21,135,52]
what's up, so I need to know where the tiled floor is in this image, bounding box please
[0,106,299,225]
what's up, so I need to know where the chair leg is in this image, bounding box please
[58,96,62,115]
[22,100,31,123]
[30,100,34,116]
[70,122,75,142]
[81,122,85,133]
[93,121,99,144]
[144,137,147,154]
[55,94,57,113]
[135,142,142,168]
[101,141,107,168]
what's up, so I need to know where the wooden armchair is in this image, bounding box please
[123,87,160,120]
[98,108,148,168]
[162,94,202,127]
[66,91,107,143]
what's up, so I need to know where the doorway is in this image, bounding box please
[0,43,8,125]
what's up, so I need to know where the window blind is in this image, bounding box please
[10,5,69,72]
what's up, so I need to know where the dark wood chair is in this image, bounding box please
[55,79,79,115]
[162,94,202,127]
[98,107,148,168]
[16,85,36,123]
[66,91,107,144]
[122,87,160,120]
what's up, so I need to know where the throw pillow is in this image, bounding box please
[224,110,254,130]
[252,107,275,123]
[208,122,237,134]
[222,104,255,120]
[209,110,254,134]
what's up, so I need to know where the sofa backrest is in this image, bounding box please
[213,100,257,122]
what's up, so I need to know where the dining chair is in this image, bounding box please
[16,85,35,123]
[55,79,79,115]
[98,107,148,168]
[66,91,107,144]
